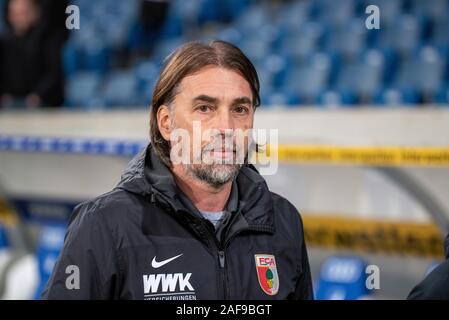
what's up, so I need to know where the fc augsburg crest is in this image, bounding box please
[254,254,279,295]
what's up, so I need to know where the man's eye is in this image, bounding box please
[197,105,212,113]
[234,105,249,114]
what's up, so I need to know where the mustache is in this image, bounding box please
[202,136,240,153]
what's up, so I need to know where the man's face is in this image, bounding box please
[159,66,255,188]
[8,0,39,35]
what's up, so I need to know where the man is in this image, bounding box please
[407,232,449,300]
[1,0,64,108]
[42,41,313,300]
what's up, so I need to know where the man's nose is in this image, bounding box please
[215,108,234,132]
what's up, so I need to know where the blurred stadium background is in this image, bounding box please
[0,0,449,299]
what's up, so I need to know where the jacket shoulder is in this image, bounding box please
[69,188,145,229]
[270,192,305,241]
[270,192,302,217]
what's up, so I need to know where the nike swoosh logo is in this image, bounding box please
[151,254,183,269]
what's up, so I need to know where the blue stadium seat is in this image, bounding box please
[65,71,102,108]
[283,53,331,103]
[279,22,324,62]
[317,90,357,107]
[264,91,300,107]
[0,224,11,280]
[435,86,449,105]
[315,0,355,27]
[432,19,449,46]
[316,255,371,300]
[410,0,448,23]
[160,1,185,38]
[374,88,420,106]
[0,223,8,249]
[263,54,288,89]
[216,27,243,46]
[324,18,367,59]
[34,224,66,299]
[238,37,272,65]
[134,61,160,105]
[103,70,139,107]
[336,49,384,102]
[197,0,225,25]
[234,4,273,43]
[63,41,82,76]
[152,37,187,64]
[377,14,422,55]
[364,0,403,27]
[82,40,111,74]
[279,0,311,33]
[61,0,448,108]
[394,46,444,101]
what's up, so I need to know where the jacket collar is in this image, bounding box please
[116,144,275,231]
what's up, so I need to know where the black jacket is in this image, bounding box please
[407,233,449,300]
[42,144,313,300]
[0,26,64,107]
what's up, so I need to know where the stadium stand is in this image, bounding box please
[55,0,449,108]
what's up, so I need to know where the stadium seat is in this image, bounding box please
[216,27,243,46]
[134,60,159,105]
[315,255,372,300]
[239,37,272,66]
[82,40,111,74]
[394,46,444,102]
[279,22,324,62]
[374,88,420,106]
[283,53,331,103]
[364,0,402,27]
[336,49,384,102]
[159,3,184,38]
[152,37,187,64]
[323,18,367,59]
[65,72,102,108]
[103,70,139,107]
[317,90,357,107]
[234,4,270,35]
[431,19,449,47]
[316,0,355,27]
[263,54,288,89]
[33,224,66,299]
[435,86,449,105]
[0,224,38,300]
[264,91,300,107]
[410,0,448,23]
[197,0,225,25]
[0,224,11,282]
[61,0,449,108]
[377,14,422,55]
[63,41,82,77]
[279,0,311,34]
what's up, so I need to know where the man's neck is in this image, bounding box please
[170,164,232,212]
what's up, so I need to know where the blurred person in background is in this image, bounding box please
[407,233,449,300]
[0,0,65,109]
[125,0,169,61]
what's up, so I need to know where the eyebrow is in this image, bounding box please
[192,95,252,105]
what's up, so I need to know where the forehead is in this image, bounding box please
[177,66,253,102]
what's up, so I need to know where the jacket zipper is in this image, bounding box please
[149,191,271,299]
[218,250,227,300]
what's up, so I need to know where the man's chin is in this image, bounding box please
[184,163,241,187]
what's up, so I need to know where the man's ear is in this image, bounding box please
[157,105,172,141]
